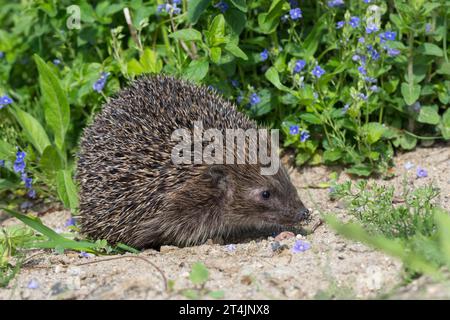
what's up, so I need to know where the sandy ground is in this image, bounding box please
[1,144,449,300]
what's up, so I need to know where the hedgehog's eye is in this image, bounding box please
[261,190,270,200]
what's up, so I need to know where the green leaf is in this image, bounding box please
[401,82,421,105]
[363,122,387,144]
[208,290,225,299]
[417,106,440,125]
[1,207,99,252]
[207,14,226,47]
[299,113,322,124]
[264,67,290,92]
[397,134,417,150]
[0,140,15,160]
[346,164,372,177]
[437,62,450,75]
[187,0,212,24]
[435,209,450,266]
[229,0,247,12]
[189,262,209,285]
[182,289,200,299]
[323,149,342,162]
[34,54,70,150]
[183,59,209,82]
[439,109,450,139]
[418,43,444,57]
[257,0,284,34]
[12,108,51,155]
[40,145,65,173]
[210,47,222,64]
[224,8,246,35]
[168,28,203,42]
[224,42,248,60]
[56,169,79,210]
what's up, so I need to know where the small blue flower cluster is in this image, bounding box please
[0,95,13,109]
[12,150,36,198]
[157,0,182,15]
[292,239,311,253]
[93,72,110,93]
[289,125,310,142]
[214,1,229,13]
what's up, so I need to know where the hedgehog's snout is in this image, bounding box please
[294,207,310,222]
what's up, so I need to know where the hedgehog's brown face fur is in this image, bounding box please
[208,164,309,228]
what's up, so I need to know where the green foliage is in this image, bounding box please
[181,262,224,299]
[327,181,450,278]
[0,2,448,212]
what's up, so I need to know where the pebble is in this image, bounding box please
[274,231,295,241]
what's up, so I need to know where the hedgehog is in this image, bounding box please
[76,75,310,249]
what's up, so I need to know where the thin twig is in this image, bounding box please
[76,255,167,291]
[123,7,142,51]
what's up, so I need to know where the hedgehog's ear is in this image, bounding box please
[208,165,231,193]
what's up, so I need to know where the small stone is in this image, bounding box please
[274,231,295,241]
[51,282,68,295]
[296,234,304,239]
[160,245,179,253]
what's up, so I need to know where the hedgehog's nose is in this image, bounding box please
[295,208,310,221]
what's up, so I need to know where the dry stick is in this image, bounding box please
[168,13,197,60]
[76,255,167,291]
[123,7,142,51]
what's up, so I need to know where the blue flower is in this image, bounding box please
[16,151,26,162]
[214,1,229,13]
[352,54,360,62]
[379,31,396,43]
[27,189,36,199]
[65,217,76,227]
[369,85,379,92]
[289,8,302,20]
[80,251,94,258]
[93,72,110,93]
[13,161,25,173]
[172,0,182,4]
[292,240,311,253]
[0,95,13,109]
[230,79,239,88]
[342,104,350,114]
[425,23,432,33]
[250,93,261,106]
[13,151,26,173]
[0,51,4,59]
[300,130,310,142]
[363,0,372,3]
[383,31,396,41]
[289,125,299,135]
[27,279,39,289]
[416,167,428,178]
[367,45,380,60]
[0,160,4,167]
[236,95,243,104]
[327,0,344,8]
[365,76,376,83]
[53,59,61,65]
[293,59,306,73]
[357,66,367,75]
[365,23,379,34]
[358,37,365,43]
[312,65,325,78]
[358,93,368,100]
[260,49,269,61]
[412,102,421,112]
[289,0,299,7]
[387,48,400,57]
[336,21,345,29]
[21,173,33,189]
[158,3,181,15]
[349,16,360,28]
